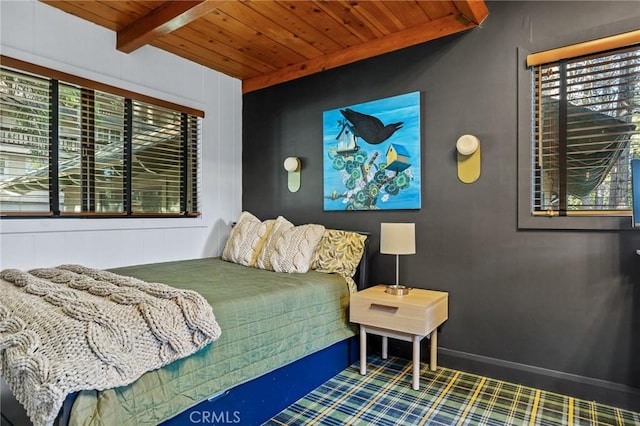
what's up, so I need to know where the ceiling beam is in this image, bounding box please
[453,0,489,25]
[242,13,481,93]
[117,1,229,53]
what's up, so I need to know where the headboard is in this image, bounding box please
[355,232,371,291]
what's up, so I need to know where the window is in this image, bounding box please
[518,30,640,229]
[0,57,202,217]
[531,44,640,216]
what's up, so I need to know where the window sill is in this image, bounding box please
[517,211,635,231]
[0,216,208,235]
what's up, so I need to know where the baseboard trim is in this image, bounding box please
[438,347,640,413]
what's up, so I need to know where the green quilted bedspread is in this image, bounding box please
[68,258,355,426]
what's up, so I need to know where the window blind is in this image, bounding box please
[57,84,127,215]
[0,69,51,214]
[185,114,200,215]
[532,45,640,215]
[1,58,202,218]
[131,101,184,215]
[93,90,126,214]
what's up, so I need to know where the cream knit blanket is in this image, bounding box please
[0,265,222,426]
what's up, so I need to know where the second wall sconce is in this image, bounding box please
[283,156,301,192]
[456,134,481,183]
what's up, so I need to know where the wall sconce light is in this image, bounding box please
[284,156,301,192]
[456,134,481,183]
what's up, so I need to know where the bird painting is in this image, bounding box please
[323,91,420,211]
[340,108,403,145]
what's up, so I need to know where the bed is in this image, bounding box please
[0,214,369,426]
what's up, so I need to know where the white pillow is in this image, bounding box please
[256,216,291,271]
[221,211,274,267]
[256,216,325,273]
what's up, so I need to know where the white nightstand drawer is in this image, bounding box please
[350,286,448,336]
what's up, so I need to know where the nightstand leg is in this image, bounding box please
[360,325,367,375]
[429,329,438,371]
[381,336,388,359]
[412,335,420,390]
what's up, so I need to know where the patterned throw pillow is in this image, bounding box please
[311,230,367,293]
[256,216,325,273]
[221,211,275,267]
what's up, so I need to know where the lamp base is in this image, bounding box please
[385,284,411,296]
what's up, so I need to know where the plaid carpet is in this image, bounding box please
[265,356,640,426]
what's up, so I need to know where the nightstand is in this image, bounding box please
[350,285,448,390]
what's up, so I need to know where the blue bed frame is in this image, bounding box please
[162,336,359,425]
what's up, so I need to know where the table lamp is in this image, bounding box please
[380,222,416,295]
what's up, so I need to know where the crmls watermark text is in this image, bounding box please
[189,410,241,424]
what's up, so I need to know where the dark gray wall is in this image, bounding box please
[243,1,640,408]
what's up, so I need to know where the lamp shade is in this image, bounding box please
[456,134,479,156]
[283,156,300,172]
[380,223,416,255]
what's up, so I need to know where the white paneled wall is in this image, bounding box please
[0,0,242,270]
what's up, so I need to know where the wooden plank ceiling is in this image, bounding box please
[41,1,489,93]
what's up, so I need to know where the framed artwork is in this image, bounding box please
[323,91,421,211]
